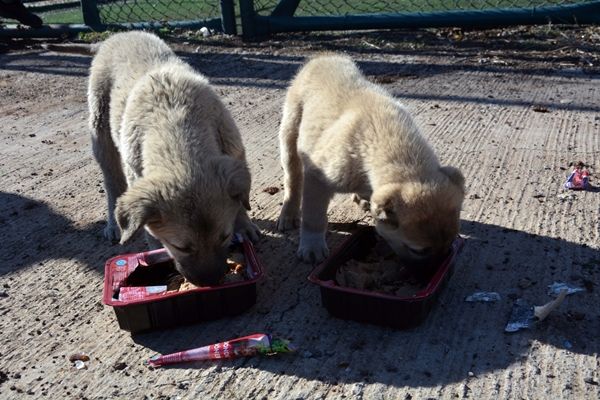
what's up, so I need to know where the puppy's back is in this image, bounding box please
[88,32,180,139]
[291,55,368,101]
[90,31,176,84]
[290,54,392,117]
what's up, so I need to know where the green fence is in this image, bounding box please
[241,0,600,39]
[1,0,600,38]
[0,0,235,37]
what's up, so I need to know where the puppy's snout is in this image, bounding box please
[397,245,450,282]
[396,245,446,266]
[175,252,228,286]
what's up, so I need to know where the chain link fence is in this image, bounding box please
[254,0,589,15]
[1,0,221,25]
[0,0,233,36]
[1,0,82,24]
[241,0,600,39]
[97,0,220,24]
[2,0,600,38]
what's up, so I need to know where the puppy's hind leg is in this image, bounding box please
[89,76,127,242]
[297,170,333,264]
[277,92,303,231]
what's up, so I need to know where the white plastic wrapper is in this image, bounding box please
[465,292,501,302]
[547,282,585,297]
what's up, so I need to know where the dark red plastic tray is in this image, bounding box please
[103,239,263,333]
[308,227,465,329]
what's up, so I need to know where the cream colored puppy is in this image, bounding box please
[89,31,259,285]
[278,54,465,265]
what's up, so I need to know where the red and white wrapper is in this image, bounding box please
[147,333,291,367]
[118,286,167,301]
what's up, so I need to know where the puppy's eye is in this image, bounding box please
[409,247,431,256]
[220,232,232,244]
[171,243,192,253]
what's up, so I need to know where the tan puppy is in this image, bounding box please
[89,31,259,285]
[277,54,465,265]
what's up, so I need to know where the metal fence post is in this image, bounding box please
[239,0,257,40]
[220,0,237,35]
[80,0,102,30]
[272,0,300,17]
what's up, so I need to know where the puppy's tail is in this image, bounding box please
[41,43,99,56]
[279,90,304,208]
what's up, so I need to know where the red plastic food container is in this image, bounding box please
[103,238,263,333]
[308,227,465,329]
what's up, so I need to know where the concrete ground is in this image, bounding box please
[0,27,599,399]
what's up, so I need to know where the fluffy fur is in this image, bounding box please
[277,54,465,265]
[89,31,259,285]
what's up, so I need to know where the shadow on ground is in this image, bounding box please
[2,30,599,113]
[0,51,90,76]
[132,217,599,389]
[2,190,598,389]
[0,191,145,276]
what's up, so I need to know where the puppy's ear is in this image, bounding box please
[223,158,252,210]
[370,185,401,228]
[440,166,465,191]
[115,179,161,244]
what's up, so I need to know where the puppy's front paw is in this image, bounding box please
[277,202,300,232]
[278,214,299,232]
[103,222,121,243]
[297,230,329,264]
[351,193,370,212]
[234,209,261,243]
[239,220,261,243]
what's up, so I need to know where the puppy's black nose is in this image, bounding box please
[194,268,225,286]
[176,258,228,286]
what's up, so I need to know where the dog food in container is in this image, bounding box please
[308,226,465,329]
[103,236,263,333]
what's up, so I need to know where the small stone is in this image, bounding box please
[0,370,8,385]
[68,353,90,363]
[584,377,598,385]
[468,371,474,377]
[518,278,533,289]
[262,186,280,195]
[112,362,126,371]
[567,311,585,321]
[74,360,86,370]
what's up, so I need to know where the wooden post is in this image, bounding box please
[80,0,102,30]
[220,0,237,35]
